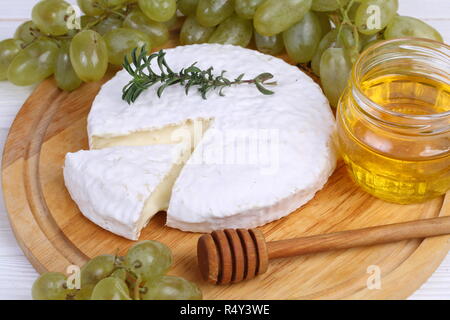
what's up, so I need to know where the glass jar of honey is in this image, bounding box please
[337,38,449,204]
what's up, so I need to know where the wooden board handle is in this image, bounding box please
[267,216,450,259]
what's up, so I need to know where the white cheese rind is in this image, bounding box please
[87,44,337,233]
[63,145,183,240]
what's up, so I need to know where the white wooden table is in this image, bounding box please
[0,0,449,300]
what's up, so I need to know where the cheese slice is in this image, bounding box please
[64,145,185,240]
[82,44,337,235]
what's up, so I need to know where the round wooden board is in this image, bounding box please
[2,53,449,300]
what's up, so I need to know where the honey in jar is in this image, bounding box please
[337,38,449,204]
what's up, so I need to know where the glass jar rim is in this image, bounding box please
[351,37,450,122]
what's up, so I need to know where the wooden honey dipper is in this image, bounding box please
[197,216,450,285]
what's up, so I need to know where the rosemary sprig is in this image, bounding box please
[122,46,277,104]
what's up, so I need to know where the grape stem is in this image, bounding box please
[100,5,128,19]
[21,2,135,50]
[335,0,361,56]
[133,276,142,300]
[125,269,145,288]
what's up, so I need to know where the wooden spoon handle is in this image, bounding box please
[266,216,450,260]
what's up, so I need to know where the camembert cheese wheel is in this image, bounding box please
[65,44,336,239]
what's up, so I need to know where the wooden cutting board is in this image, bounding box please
[2,37,449,299]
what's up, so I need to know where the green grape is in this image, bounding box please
[360,32,380,51]
[283,11,322,63]
[355,0,398,35]
[311,0,349,12]
[316,12,331,36]
[196,0,234,27]
[31,0,71,36]
[178,0,199,16]
[80,254,118,286]
[92,15,123,35]
[163,14,179,29]
[91,277,132,300]
[73,284,95,300]
[138,0,177,22]
[255,32,284,55]
[77,0,106,16]
[180,16,215,45]
[362,38,382,51]
[14,21,39,44]
[360,32,379,44]
[235,0,265,20]
[141,276,202,300]
[8,39,58,86]
[70,30,108,82]
[32,272,68,300]
[311,29,338,76]
[343,46,360,67]
[320,47,351,107]
[254,0,312,37]
[104,28,152,65]
[55,44,82,92]
[384,16,443,42]
[208,15,253,47]
[111,268,127,281]
[124,240,172,282]
[124,9,169,47]
[0,39,23,80]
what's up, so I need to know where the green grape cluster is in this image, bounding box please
[178,0,444,107]
[32,240,202,300]
[1,0,178,91]
[0,0,444,107]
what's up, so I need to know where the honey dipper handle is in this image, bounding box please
[266,216,450,260]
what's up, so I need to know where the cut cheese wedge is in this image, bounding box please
[64,145,185,240]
